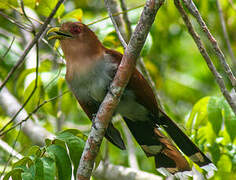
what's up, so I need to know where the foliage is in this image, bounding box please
[187,96,236,178]
[0,0,236,179]
[3,129,86,180]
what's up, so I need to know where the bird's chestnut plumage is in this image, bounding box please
[49,21,216,176]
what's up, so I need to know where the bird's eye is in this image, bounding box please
[70,25,81,34]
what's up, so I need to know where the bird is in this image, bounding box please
[47,21,216,176]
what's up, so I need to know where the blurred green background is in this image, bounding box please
[0,0,236,179]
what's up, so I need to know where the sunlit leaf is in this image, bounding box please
[186,96,209,133]
[221,97,236,141]
[0,0,18,9]
[46,144,72,180]
[207,96,223,135]
[35,0,64,18]
[57,130,86,178]
[217,154,232,172]
[35,158,44,180]
[61,9,83,22]
[23,77,43,112]
[3,169,24,180]
[41,157,56,180]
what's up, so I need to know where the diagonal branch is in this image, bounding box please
[93,161,162,180]
[105,0,163,109]
[182,0,236,92]
[0,82,54,146]
[0,0,65,91]
[104,0,128,48]
[77,1,165,179]
[216,0,236,68]
[174,0,236,115]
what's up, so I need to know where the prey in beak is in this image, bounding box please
[47,27,73,40]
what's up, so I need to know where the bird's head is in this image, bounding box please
[47,22,104,61]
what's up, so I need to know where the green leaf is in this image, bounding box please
[22,0,36,8]
[13,157,32,169]
[3,169,23,180]
[217,154,232,172]
[23,77,43,112]
[36,0,64,18]
[46,144,72,180]
[57,130,86,179]
[21,165,35,180]
[35,158,44,180]
[197,122,216,145]
[0,0,18,9]
[41,157,56,180]
[187,96,209,132]
[221,97,236,141]
[27,146,40,156]
[207,96,223,135]
[61,9,83,22]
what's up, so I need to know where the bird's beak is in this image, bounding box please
[47,27,73,40]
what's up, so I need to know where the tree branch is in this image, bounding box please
[0,83,54,146]
[0,0,65,91]
[104,0,128,48]
[93,161,162,180]
[105,0,163,109]
[119,0,132,40]
[77,1,165,179]
[0,139,23,160]
[182,0,236,91]
[174,0,236,115]
[216,0,236,68]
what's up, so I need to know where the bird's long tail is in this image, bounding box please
[159,111,216,172]
[124,113,216,176]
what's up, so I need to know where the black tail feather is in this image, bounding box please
[124,118,191,174]
[159,110,213,168]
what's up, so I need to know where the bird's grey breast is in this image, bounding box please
[67,53,150,122]
[68,56,118,103]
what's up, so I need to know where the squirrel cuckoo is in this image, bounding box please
[48,22,216,176]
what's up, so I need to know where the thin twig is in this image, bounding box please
[229,0,236,11]
[174,0,236,115]
[0,80,55,145]
[77,1,165,179]
[0,139,23,159]
[0,91,69,137]
[9,4,46,26]
[216,0,236,68]
[0,125,22,178]
[0,2,41,134]
[106,0,163,109]
[104,0,128,48]
[0,0,65,91]
[119,0,132,40]
[0,11,31,32]
[87,3,145,26]
[1,37,15,58]
[20,0,36,33]
[182,0,236,92]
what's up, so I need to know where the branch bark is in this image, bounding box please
[0,82,54,146]
[174,0,236,115]
[77,0,165,179]
[0,139,23,160]
[216,0,236,68]
[93,161,162,180]
[105,0,163,108]
[182,0,236,91]
[0,0,65,91]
